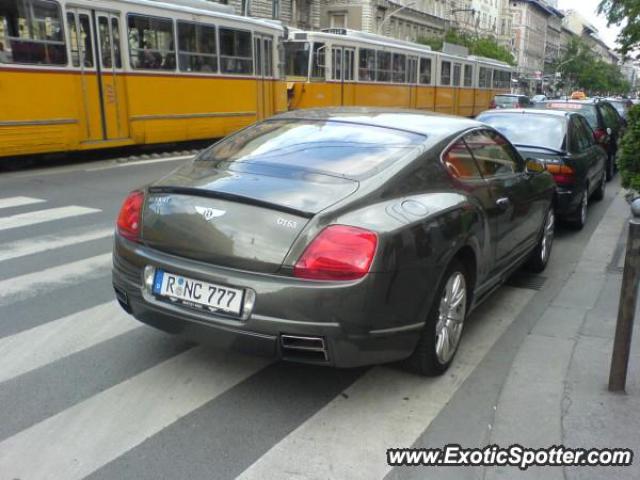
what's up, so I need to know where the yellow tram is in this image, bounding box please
[0,0,287,157]
[0,0,512,159]
[284,29,512,116]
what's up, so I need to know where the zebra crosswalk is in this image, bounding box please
[0,194,537,480]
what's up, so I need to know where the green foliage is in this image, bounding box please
[552,37,630,94]
[618,105,640,192]
[417,29,516,66]
[598,0,640,56]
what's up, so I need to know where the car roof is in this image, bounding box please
[272,107,484,141]
[541,100,598,109]
[495,93,527,97]
[478,108,572,119]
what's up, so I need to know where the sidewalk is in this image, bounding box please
[486,190,640,480]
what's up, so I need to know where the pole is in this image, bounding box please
[608,198,640,392]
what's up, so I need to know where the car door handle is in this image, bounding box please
[496,197,511,210]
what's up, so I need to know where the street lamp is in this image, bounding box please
[447,7,476,35]
[377,1,416,35]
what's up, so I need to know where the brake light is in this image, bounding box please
[293,225,378,281]
[593,127,607,144]
[117,191,144,241]
[546,164,576,186]
[489,99,497,109]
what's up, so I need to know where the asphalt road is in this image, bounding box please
[0,154,622,480]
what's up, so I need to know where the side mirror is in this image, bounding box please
[525,158,545,175]
[606,127,613,136]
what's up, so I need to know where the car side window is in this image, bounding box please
[577,117,595,148]
[570,118,589,152]
[464,130,521,177]
[601,104,619,129]
[442,140,482,180]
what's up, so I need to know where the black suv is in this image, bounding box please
[539,99,626,180]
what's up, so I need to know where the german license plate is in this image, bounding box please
[152,269,244,316]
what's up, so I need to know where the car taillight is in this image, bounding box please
[116,191,144,242]
[546,164,576,186]
[593,127,607,144]
[489,100,496,109]
[293,225,378,281]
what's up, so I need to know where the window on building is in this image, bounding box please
[440,60,451,85]
[127,14,175,70]
[419,57,432,84]
[272,0,280,19]
[392,53,406,82]
[329,13,346,29]
[359,47,375,81]
[376,50,391,82]
[0,0,67,65]
[219,27,252,74]
[178,21,217,73]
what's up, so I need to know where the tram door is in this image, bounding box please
[452,62,462,115]
[95,12,129,140]
[255,34,275,120]
[331,47,355,106]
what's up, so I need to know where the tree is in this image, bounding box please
[598,0,640,57]
[617,105,640,192]
[417,30,516,66]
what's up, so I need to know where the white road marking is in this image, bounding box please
[0,196,45,210]
[0,227,113,263]
[0,302,138,383]
[83,155,193,172]
[0,253,111,305]
[0,206,101,232]
[238,286,536,480]
[0,348,271,480]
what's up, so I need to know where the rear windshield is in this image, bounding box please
[478,113,566,151]
[543,103,598,129]
[495,96,522,107]
[197,119,424,179]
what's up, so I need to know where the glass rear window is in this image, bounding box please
[494,96,520,108]
[544,103,598,129]
[198,120,424,179]
[478,113,566,151]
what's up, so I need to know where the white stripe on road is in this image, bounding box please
[0,302,138,383]
[0,253,111,305]
[0,196,45,210]
[0,348,270,480]
[0,206,101,232]
[238,286,536,480]
[0,227,113,263]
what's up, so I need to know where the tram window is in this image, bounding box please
[392,53,406,83]
[111,18,122,68]
[310,42,324,79]
[478,66,491,88]
[127,14,175,70]
[284,41,309,77]
[376,50,391,82]
[419,57,432,84]
[440,61,451,86]
[344,49,354,81]
[0,0,67,65]
[359,48,375,81]
[219,27,252,74]
[464,64,473,87]
[452,63,461,86]
[331,47,342,81]
[178,21,217,73]
[67,12,93,67]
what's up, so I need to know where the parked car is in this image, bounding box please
[605,98,633,120]
[490,94,534,109]
[539,99,626,180]
[112,108,555,376]
[477,109,607,229]
[531,94,547,104]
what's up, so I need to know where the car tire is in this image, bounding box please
[592,171,606,201]
[404,259,469,376]
[526,209,555,273]
[571,190,588,230]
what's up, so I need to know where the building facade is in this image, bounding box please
[509,0,552,78]
[213,0,322,29]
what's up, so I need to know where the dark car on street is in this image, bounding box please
[112,108,555,376]
[605,98,633,121]
[476,109,607,229]
[490,94,533,109]
[539,99,626,180]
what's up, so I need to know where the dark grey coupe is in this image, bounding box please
[112,108,555,375]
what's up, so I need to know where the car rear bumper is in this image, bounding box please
[554,187,580,217]
[112,235,424,368]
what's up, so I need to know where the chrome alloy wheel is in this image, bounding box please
[579,191,588,226]
[435,272,467,364]
[541,209,555,263]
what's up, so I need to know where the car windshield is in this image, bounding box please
[495,96,522,108]
[478,112,566,151]
[197,119,425,179]
[543,102,598,129]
